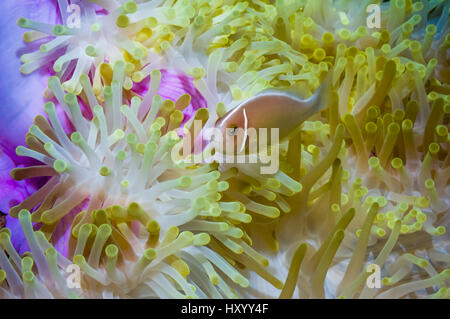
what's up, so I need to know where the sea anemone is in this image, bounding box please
[18,0,158,94]
[239,0,450,299]
[2,60,294,298]
[1,0,449,299]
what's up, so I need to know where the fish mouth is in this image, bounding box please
[214,117,223,128]
[214,116,231,132]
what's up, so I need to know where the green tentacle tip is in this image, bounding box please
[21,256,34,274]
[112,129,125,140]
[53,159,68,173]
[442,269,450,278]
[221,24,232,35]
[85,45,98,57]
[123,1,137,14]
[429,142,440,154]
[98,223,112,237]
[376,196,387,207]
[218,181,229,191]
[45,247,57,258]
[70,132,83,144]
[18,209,31,221]
[114,60,126,70]
[207,180,219,191]
[189,67,206,79]
[155,117,166,127]
[210,170,220,179]
[193,197,207,210]
[193,233,210,246]
[216,102,227,118]
[116,150,127,161]
[0,232,10,246]
[53,62,62,72]
[132,46,146,59]
[53,25,67,35]
[424,178,435,190]
[160,41,170,51]
[179,231,195,244]
[17,17,29,28]
[0,228,11,237]
[126,133,138,145]
[39,44,50,53]
[368,156,380,168]
[435,226,446,236]
[167,131,180,145]
[105,244,118,258]
[146,220,160,234]
[382,277,392,286]
[163,7,175,19]
[415,197,429,208]
[291,181,303,193]
[91,22,101,32]
[136,143,146,155]
[73,254,86,266]
[269,207,281,218]
[48,75,60,85]
[194,15,205,27]
[99,166,111,177]
[391,157,403,169]
[103,86,112,97]
[64,92,77,104]
[178,176,192,188]
[116,15,130,28]
[209,206,221,217]
[143,248,157,261]
[23,271,34,283]
[43,142,54,154]
[150,69,161,79]
[146,17,158,28]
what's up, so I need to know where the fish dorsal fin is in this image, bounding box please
[285,82,313,99]
[258,71,332,104]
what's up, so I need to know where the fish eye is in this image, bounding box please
[228,125,238,136]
